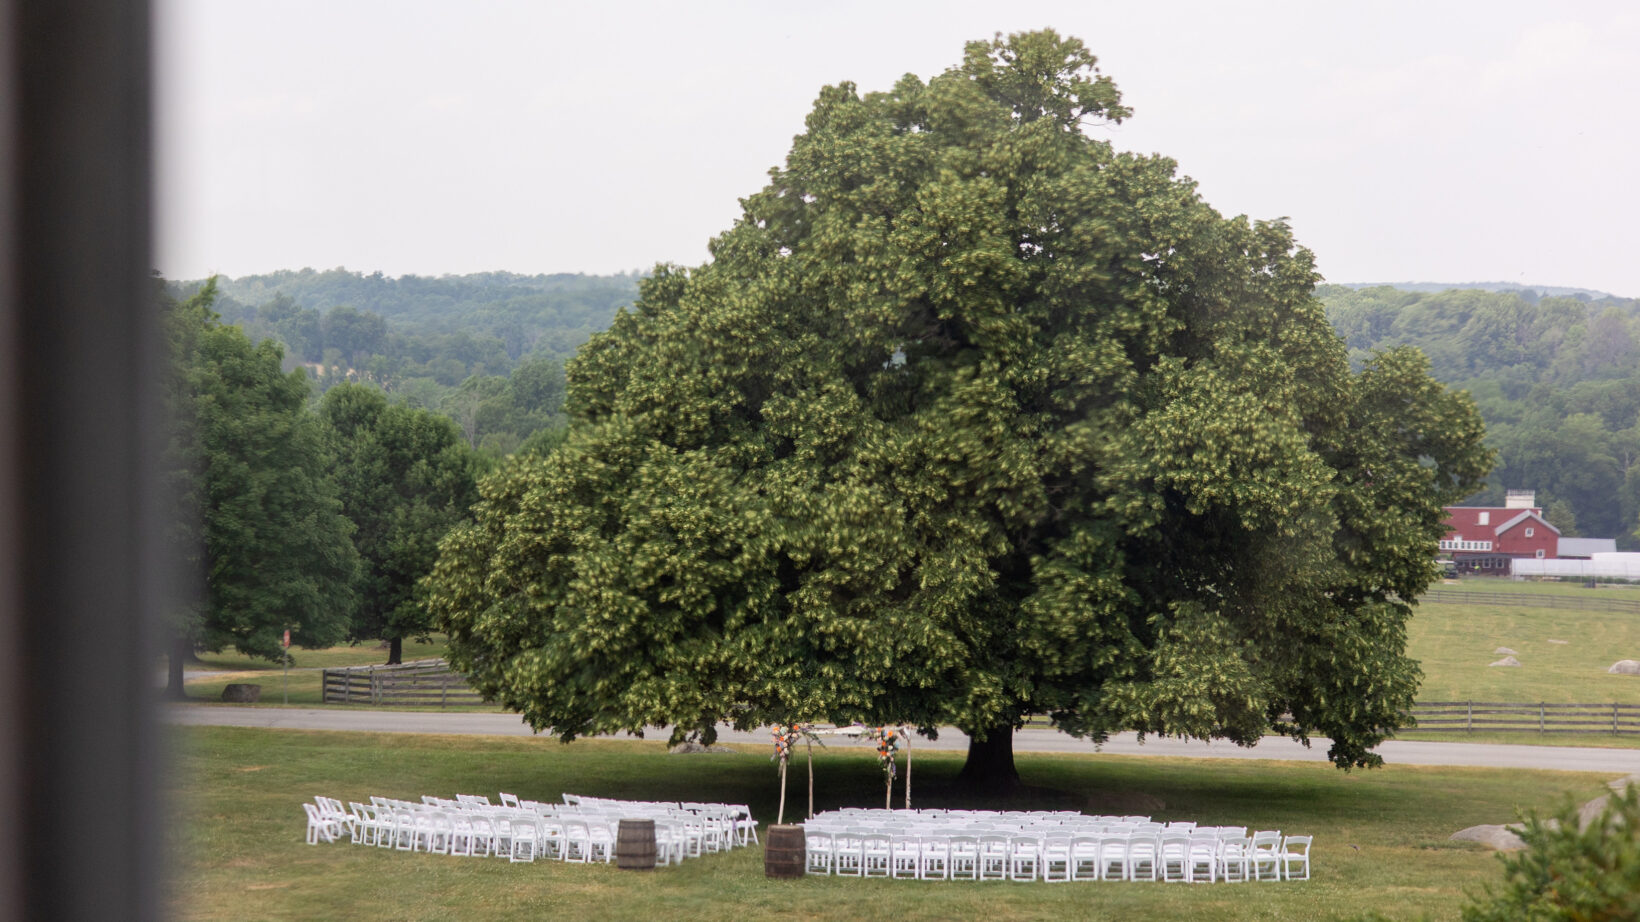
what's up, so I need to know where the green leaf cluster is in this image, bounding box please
[1462,785,1640,921]
[428,31,1490,760]
[319,383,480,659]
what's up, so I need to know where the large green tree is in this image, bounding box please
[164,281,360,696]
[427,31,1489,785]
[319,383,479,664]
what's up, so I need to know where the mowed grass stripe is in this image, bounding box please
[170,726,1615,922]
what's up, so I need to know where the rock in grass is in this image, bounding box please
[1451,824,1525,850]
[1494,646,1518,655]
[1608,660,1640,675]
[1547,639,1569,645]
[221,683,262,703]
[1489,656,1521,667]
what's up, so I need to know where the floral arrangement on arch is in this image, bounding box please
[865,726,900,780]
[770,723,807,764]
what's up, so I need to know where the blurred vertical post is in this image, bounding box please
[0,1,159,920]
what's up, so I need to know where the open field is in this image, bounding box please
[1408,584,1640,704]
[170,726,1619,922]
[188,636,456,673]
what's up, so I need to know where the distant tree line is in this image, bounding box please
[166,269,636,456]
[1321,284,1640,544]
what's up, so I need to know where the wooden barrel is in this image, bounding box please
[764,824,806,878]
[615,818,657,870]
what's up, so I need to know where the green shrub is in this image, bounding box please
[1462,784,1640,921]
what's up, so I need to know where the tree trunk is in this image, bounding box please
[386,636,402,666]
[163,633,190,700]
[955,724,1020,792]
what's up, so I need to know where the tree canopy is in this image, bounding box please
[427,31,1490,779]
[320,383,480,664]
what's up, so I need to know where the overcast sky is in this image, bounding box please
[156,1,1640,297]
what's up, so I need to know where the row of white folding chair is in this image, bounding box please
[803,825,1295,883]
[552,807,717,858]
[563,795,757,848]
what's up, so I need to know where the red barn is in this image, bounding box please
[1440,490,1560,575]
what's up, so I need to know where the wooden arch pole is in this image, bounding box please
[904,738,911,810]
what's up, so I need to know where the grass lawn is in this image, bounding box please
[169,726,1618,922]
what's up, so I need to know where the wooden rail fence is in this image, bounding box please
[321,659,486,707]
[1419,588,1640,614]
[1407,701,1640,735]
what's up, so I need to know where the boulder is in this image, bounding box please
[1608,660,1640,675]
[1450,824,1525,850]
[221,683,262,703]
[1489,656,1521,667]
[1494,646,1518,655]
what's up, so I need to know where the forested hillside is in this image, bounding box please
[168,269,639,456]
[1320,284,1640,544]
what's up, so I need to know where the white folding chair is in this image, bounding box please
[919,834,952,880]
[805,829,834,876]
[589,819,617,863]
[303,803,340,845]
[1064,834,1096,881]
[1280,835,1311,881]
[889,833,920,879]
[978,834,1011,880]
[561,819,592,863]
[1008,835,1041,881]
[509,814,540,863]
[1187,832,1219,883]
[730,804,758,846]
[1159,833,1190,882]
[498,792,520,808]
[1219,835,1252,883]
[538,816,566,861]
[1037,834,1072,882]
[447,813,476,857]
[832,828,865,877]
[861,832,892,878]
[1250,830,1282,881]
[947,834,980,881]
[1126,833,1160,881]
[467,814,496,857]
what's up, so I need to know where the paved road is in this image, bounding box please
[164,705,1640,774]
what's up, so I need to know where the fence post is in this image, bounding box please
[370,665,378,705]
[1467,701,1473,732]
[1539,703,1545,733]
[441,676,447,709]
[1615,702,1620,736]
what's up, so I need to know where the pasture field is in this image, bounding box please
[1408,583,1640,704]
[169,726,1615,922]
